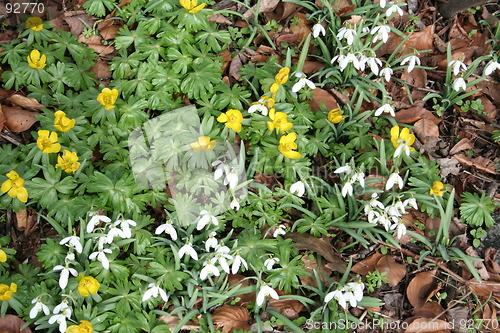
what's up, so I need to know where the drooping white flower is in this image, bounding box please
[403,196,418,210]
[89,248,112,269]
[273,225,287,238]
[142,282,169,302]
[256,283,279,306]
[367,210,381,224]
[374,104,395,117]
[205,232,218,252]
[449,60,468,76]
[325,288,347,309]
[231,254,248,274]
[484,61,500,76]
[386,2,404,16]
[292,72,316,93]
[105,221,126,243]
[339,53,360,71]
[178,242,198,260]
[212,160,228,180]
[230,199,240,211]
[371,25,391,43]
[379,0,387,8]
[379,67,393,82]
[264,257,280,270]
[248,103,268,116]
[200,259,220,280]
[53,265,78,289]
[30,297,50,319]
[331,54,345,65]
[312,23,326,38]
[86,212,111,233]
[394,220,407,239]
[453,77,467,92]
[344,280,365,307]
[342,181,354,197]
[60,236,82,254]
[386,173,404,190]
[49,301,71,333]
[334,164,352,174]
[400,55,421,73]
[215,252,233,274]
[117,219,136,239]
[361,56,383,75]
[290,180,305,197]
[197,210,219,230]
[224,168,239,189]
[155,219,177,241]
[337,27,357,45]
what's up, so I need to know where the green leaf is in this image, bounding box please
[460,192,496,227]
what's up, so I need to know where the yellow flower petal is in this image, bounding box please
[0,249,6,263]
[26,16,43,31]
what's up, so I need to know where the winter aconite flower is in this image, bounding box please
[278,133,301,159]
[78,276,100,297]
[37,130,61,153]
[96,88,118,110]
[217,109,243,132]
[56,150,81,173]
[430,181,445,196]
[26,16,43,31]
[0,247,5,263]
[1,170,28,203]
[327,108,345,123]
[267,110,293,134]
[66,320,93,333]
[190,136,216,152]
[179,0,206,13]
[390,126,415,158]
[53,111,75,132]
[256,283,279,306]
[0,283,17,301]
[270,67,290,93]
[27,49,46,69]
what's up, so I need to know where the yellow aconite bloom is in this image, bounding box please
[267,111,293,134]
[179,0,206,13]
[1,171,28,203]
[0,283,17,301]
[279,133,301,159]
[217,109,243,132]
[96,88,119,110]
[0,247,5,263]
[327,108,345,123]
[275,67,290,84]
[430,181,445,196]
[190,136,216,152]
[27,50,47,69]
[56,150,81,173]
[53,111,76,132]
[78,276,100,297]
[390,125,415,158]
[26,16,43,31]
[37,130,61,153]
[66,320,93,333]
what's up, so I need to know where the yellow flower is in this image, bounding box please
[27,49,47,69]
[390,125,415,158]
[37,130,61,153]
[53,111,76,132]
[179,0,206,13]
[190,136,216,152]
[275,67,290,84]
[430,181,445,196]
[0,283,17,301]
[66,320,93,333]
[0,248,5,263]
[1,171,28,203]
[267,111,293,134]
[56,150,81,173]
[96,88,119,110]
[26,16,43,31]
[217,109,243,132]
[78,276,100,297]
[327,108,345,123]
[279,133,301,159]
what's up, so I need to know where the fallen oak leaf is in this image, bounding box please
[2,105,40,132]
[454,154,497,174]
[352,252,385,275]
[0,314,32,333]
[375,255,406,287]
[414,118,439,142]
[212,305,251,332]
[6,94,45,111]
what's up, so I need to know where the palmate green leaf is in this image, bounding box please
[0,41,27,67]
[47,62,71,94]
[148,262,189,292]
[1,68,25,90]
[67,62,98,90]
[195,25,232,53]
[115,25,151,50]
[180,63,221,100]
[83,0,116,17]
[267,254,307,293]
[117,98,149,131]
[460,192,496,227]
[167,47,192,75]
[213,83,251,110]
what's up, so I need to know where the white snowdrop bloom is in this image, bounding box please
[362,56,383,75]
[200,260,220,280]
[256,284,279,306]
[290,180,305,197]
[53,265,78,289]
[403,196,418,210]
[394,220,407,239]
[312,23,326,38]
[231,254,248,274]
[334,164,352,174]
[484,61,500,76]
[59,236,82,254]
[248,103,268,116]
[273,225,287,238]
[215,252,233,274]
[142,282,169,302]
[230,199,240,211]
[379,0,387,8]
[449,60,468,76]
[49,301,71,333]
[205,232,218,252]
[216,244,231,254]
[339,53,360,71]
[364,193,385,214]
[155,219,177,240]
[105,221,126,243]
[386,173,404,190]
[331,54,345,65]
[386,2,404,16]
[264,257,280,270]
[292,73,316,93]
[212,160,228,181]
[378,213,392,231]
[117,219,136,239]
[371,25,391,43]
[400,55,421,73]
[367,209,381,224]
[337,27,357,45]
[224,169,239,189]
[453,77,467,91]
[345,280,365,307]
[197,210,219,230]
[86,212,111,233]
[379,67,393,82]
[342,181,354,197]
[89,248,112,269]
[375,104,395,117]
[178,242,198,260]
[325,288,347,309]
[354,172,365,187]
[30,297,50,319]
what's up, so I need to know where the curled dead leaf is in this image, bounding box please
[406,270,437,308]
[2,105,40,132]
[449,138,473,155]
[352,252,385,275]
[268,296,304,320]
[468,280,500,300]
[374,255,406,287]
[212,305,251,332]
[454,154,497,174]
[412,301,446,319]
[6,94,44,111]
[0,314,32,333]
[414,118,439,142]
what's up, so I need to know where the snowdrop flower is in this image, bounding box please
[394,220,407,239]
[386,173,404,190]
[224,168,238,189]
[155,219,177,240]
[53,264,78,289]
[453,77,467,91]
[374,104,395,117]
[379,67,393,82]
[353,171,365,187]
[117,219,136,239]
[212,160,228,180]
[86,212,111,233]
[256,283,279,306]
[197,210,218,230]
[325,287,347,309]
[386,2,404,16]
[216,243,231,254]
[215,252,233,273]
[273,225,287,238]
[361,56,383,75]
[232,254,248,274]
[344,280,365,307]
[337,27,357,45]
[334,164,352,174]
[292,72,316,92]
[230,199,240,211]
[312,23,326,38]
[264,257,280,270]
[48,301,71,333]
[403,196,418,210]
[60,236,82,254]
[339,53,360,71]
[248,103,269,116]
[89,248,112,269]
[30,297,50,319]
[484,61,500,76]
[364,193,385,214]
[400,55,421,73]
[105,221,126,243]
[178,242,198,260]
[331,54,345,65]
[341,181,354,197]
[449,60,468,76]
[379,0,387,7]
[142,282,169,302]
[290,180,305,197]
[200,259,220,280]
[205,232,218,252]
[367,210,381,224]
[378,212,392,231]
[371,25,391,43]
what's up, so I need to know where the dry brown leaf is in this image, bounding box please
[352,252,385,275]
[302,61,324,75]
[449,138,473,155]
[400,67,427,88]
[406,270,437,308]
[15,209,27,231]
[288,13,311,40]
[466,246,490,281]
[229,54,244,81]
[208,14,232,25]
[0,105,4,132]
[484,248,500,275]
[2,105,40,132]
[395,107,436,124]
[479,96,498,121]
[89,58,111,81]
[268,296,304,319]
[414,118,439,141]
[375,256,406,287]
[404,318,452,332]
[6,94,44,111]
[454,154,497,174]
[482,303,500,333]
[212,305,251,332]
[243,0,280,20]
[63,14,96,37]
[78,34,115,55]
[469,281,500,299]
[413,301,446,319]
[0,315,32,333]
[299,254,331,287]
[307,88,339,112]
[100,24,121,40]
